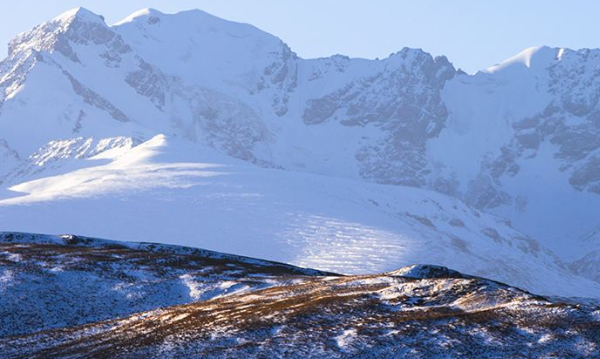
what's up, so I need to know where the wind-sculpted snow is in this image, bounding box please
[1,239,598,358]
[0,136,136,187]
[0,8,599,298]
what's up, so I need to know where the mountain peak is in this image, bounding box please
[52,7,105,25]
[114,7,271,39]
[7,6,117,59]
[114,8,228,27]
[113,8,164,26]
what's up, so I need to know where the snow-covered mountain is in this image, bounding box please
[0,8,599,297]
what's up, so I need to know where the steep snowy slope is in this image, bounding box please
[1,135,599,298]
[0,8,599,296]
[431,46,600,258]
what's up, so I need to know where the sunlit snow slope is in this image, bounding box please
[1,135,599,298]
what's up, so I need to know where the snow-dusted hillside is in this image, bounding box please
[0,8,599,297]
[0,232,330,337]
[2,238,598,359]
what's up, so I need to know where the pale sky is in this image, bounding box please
[1,0,599,73]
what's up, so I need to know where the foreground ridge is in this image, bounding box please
[0,232,334,338]
[0,233,599,358]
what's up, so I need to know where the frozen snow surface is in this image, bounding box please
[0,8,600,299]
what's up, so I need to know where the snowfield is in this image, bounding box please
[1,135,599,298]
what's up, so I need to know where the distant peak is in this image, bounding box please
[52,7,105,25]
[115,8,239,27]
[7,7,109,57]
[389,47,427,58]
[114,7,259,32]
[113,8,169,26]
[387,47,449,65]
[139,7,165,16]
